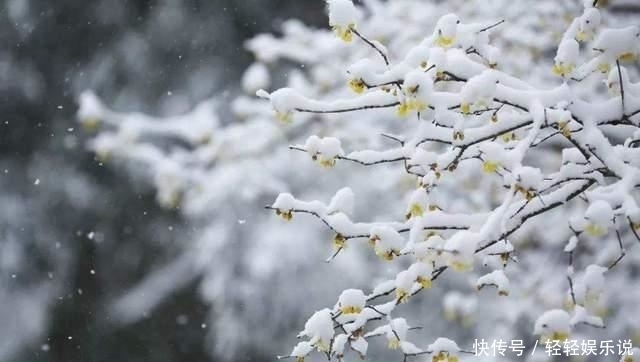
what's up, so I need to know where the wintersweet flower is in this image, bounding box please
[332,233,346,250]
[348,78,366,94]
[370,226,403,261]
[409,262,433,289]
[337,289,366,315]
[272,193,296,221]
[482,160,499,174]
[444,231,479,272]
[428,338,461,362]
[433,14,460,49]
[583,200,614,237]
[288,341,313,362]
[299,309,335,352]
[395,270,415,303]
[534,309,571,342]
[328,0,358,42]
[553,39,579,78]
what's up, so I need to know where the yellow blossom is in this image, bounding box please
[563,296,576,310]
[482,161,499,174]
[348,78,366,94]
[396,103,410,117]
[318,157,337,168]
[500,253,510,267]
[515,185,536,201]
[397,100,427,118]
[376,249,397,261]
[407,99,427,112]
[444,308,456,321]
[542,331,570,342]
[597,62,611,74]
[395,288,410,303]
[375,242,399,260]
[585,223,606,237]
[558,121,572,137]
[618,52,638,63]
[417,276,432,289]
[163,191,182,210]
[81,118,100,131]
[340,305,362,314]
[552,62,575,77]
[501,132,517,142]
[575,30,592,42]
[432,352,458,362]
[332,24,355,42]
[96,150,111,163]
[388,338,400,349]
[453,130,464,141]
[333,234,347,250]
[275,209,293,221]
[435,36,455,48]
[198,133,212,145]
[315,340,330,352]
[276,111,293,123]
[407,203,424,218]
[450,260,472,272]
[461,316,474,328]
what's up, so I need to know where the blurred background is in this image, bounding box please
[1,1,639,362]
[0,1,326,361]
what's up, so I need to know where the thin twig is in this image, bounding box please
[567,250,577,306]
[608,226,626,270]
[352,28,389,66]
[616,60,626,115]
[478,19,505,33]
[295,102,400,114]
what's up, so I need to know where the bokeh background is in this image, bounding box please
[1,1,639,362]
[1,1,326,361]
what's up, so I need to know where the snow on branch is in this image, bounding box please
[77,0,640,359]
[263,0,640,360]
